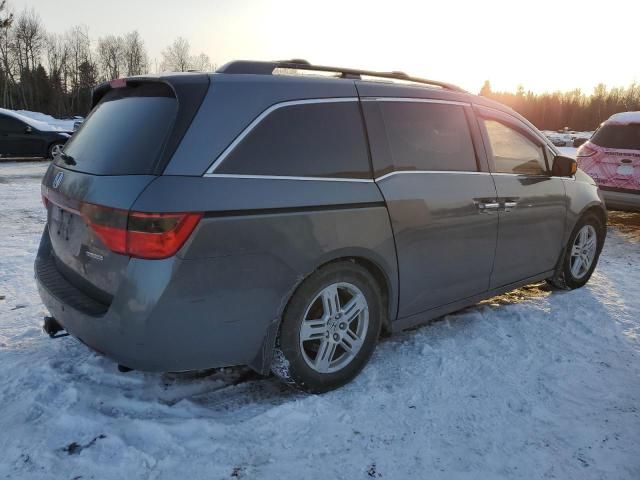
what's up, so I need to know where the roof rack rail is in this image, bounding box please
[216,60,467,93]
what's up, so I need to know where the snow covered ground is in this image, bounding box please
[1,161,639,480]
[543,131,593,148]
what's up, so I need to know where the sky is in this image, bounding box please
[13,0,639,94]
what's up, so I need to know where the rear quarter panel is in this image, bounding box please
[131,176,398,372]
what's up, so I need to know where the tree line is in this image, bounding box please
[1,2,638,127]
[0,2,212,117]
[480,81,640,131]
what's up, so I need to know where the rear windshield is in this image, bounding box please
[591,123,640,150]
[57,83,177,175]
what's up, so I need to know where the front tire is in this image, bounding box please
[549,213,604,289]
[271,261,382,393]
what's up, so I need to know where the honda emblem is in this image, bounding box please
[53,172,64,189]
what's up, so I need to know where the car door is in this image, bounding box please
[474,106,567,288]
[0,114,14,155]
[362,98,499,318]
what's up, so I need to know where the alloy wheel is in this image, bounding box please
[50,144,64,158]
[298,282,369,374]
[570,224,597,279]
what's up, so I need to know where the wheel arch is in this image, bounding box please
[290,250,397,334]
[248,249,398,375]
[550,201,607,286]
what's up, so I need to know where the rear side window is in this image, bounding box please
[482,119,547,175]
[376,102,477,172]
[58,83,177,175]
[0,115,26,133]
[591,124,640,150]
[216,101,371,178]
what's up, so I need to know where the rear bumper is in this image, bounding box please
[34,227,280,373]
[601,188,640,212]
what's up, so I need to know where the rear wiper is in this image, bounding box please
[59,152,76,166]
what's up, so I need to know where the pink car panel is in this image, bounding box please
[577,113,640,192]
[577,142,640,191]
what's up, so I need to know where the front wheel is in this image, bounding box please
[549,214,604,289]
[271,261,382,393]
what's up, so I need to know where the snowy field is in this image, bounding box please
[1,161,639,480]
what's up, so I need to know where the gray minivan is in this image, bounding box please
[36,61,607,393]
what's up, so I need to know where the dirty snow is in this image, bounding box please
[1,161,639,480]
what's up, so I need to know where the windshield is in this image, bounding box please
[591,123,640,150]
[57,83,178,175]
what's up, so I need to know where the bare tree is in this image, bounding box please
[123,30,147,76]
[45,32,68,115]
[13,8,45,108]
[0,0,15,107]
[0,0,12,28]
[97,34,125,80]
[160,37,190,72]
[190,52,212,72]
[65,25,93,113]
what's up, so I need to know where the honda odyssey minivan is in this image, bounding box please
[36,60,607,393]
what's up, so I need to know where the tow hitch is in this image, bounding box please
[43,316,69,338]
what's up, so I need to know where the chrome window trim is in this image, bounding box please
[490,172,551,178]
[204,97,359,175]
[203,173,374,183]
[362,97,470,106]
[202,170,575,183]
[374,170,488,182]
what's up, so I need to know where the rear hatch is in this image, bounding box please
[41,75,209,302]
[580,122,640,192]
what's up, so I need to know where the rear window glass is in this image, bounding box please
[57,83,177,175]
[216,101,371,179]
[591,124,640,150]
[377,102,477,173]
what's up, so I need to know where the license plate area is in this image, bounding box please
[49,206,83,256]
[616,164,635,176]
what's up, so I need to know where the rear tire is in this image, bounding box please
[271,261,382,393]
[47,142,65,160]
[548,213,604,290]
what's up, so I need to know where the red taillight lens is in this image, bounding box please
[80,203,202,259]
[126,212,202,259]
[577,145,597,157]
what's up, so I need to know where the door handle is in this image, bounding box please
[504,201,518,211]
[477,202,500,212]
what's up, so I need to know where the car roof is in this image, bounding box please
[0,107,70,132]
[605,111,640,125]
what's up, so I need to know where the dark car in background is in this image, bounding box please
[0,108,72,158]
[36,61,607,393]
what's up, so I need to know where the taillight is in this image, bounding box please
[80,203,202,259]
[126,212,202,259]
[577,145,597,157]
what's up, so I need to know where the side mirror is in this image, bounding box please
[25,125,33,134]
[552,155,577,177]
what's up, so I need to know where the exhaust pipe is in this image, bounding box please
[43,316,68,338]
